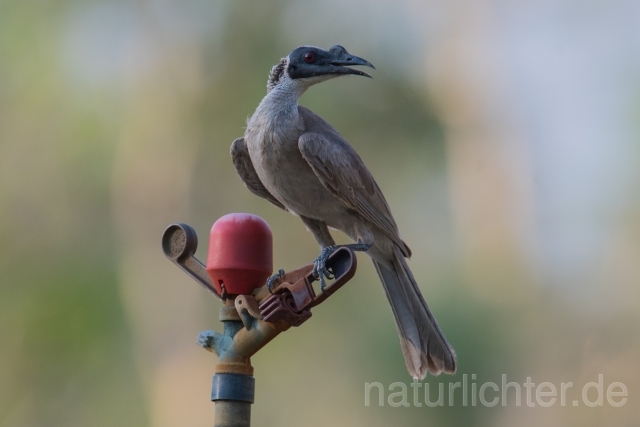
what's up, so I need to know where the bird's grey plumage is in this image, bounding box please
[230,45,456,378]
[231,137,287,210]
[297,127,410,257]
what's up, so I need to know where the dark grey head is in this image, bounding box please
[287,45,375,80]
[268,45,374,91]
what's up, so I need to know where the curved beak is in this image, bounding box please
[326,46,375,78]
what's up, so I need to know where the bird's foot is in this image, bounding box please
[313,242,373,291]
[313,246,337,292]
[266,268,285,292]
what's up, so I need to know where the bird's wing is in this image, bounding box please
[297,113,409,256]
[230,137,287,210]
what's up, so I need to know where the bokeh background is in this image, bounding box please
[1,0,639,426]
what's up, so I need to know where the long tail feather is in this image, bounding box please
[373,248,456,379]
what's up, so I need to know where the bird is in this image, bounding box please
[230,45,456,379]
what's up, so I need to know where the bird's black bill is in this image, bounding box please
[329,56,375,78]
[325,45,375,78]
[331,55,376,78]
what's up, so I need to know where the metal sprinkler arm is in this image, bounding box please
[162,223,221,298]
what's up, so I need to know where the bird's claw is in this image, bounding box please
[313,246,337,292]
[267,268,285,292]
[312,242,372,291]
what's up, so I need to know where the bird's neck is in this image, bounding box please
[257,75,306,121]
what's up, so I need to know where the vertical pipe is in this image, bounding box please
[213,401,251,427]
[211,372,255,427]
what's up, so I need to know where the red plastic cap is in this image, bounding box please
[206,213,273,296]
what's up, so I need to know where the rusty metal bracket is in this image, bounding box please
[259,247,357,327]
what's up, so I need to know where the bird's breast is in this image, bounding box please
[245,121,344,220]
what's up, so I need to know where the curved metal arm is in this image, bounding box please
[161,223,221,298]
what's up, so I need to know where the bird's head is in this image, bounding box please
[267,45,375,92]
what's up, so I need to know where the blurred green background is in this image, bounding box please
[1,0,639,426]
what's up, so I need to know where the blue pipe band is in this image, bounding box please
[211,373,255,403]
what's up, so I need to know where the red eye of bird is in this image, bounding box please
[303,51,316,64]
